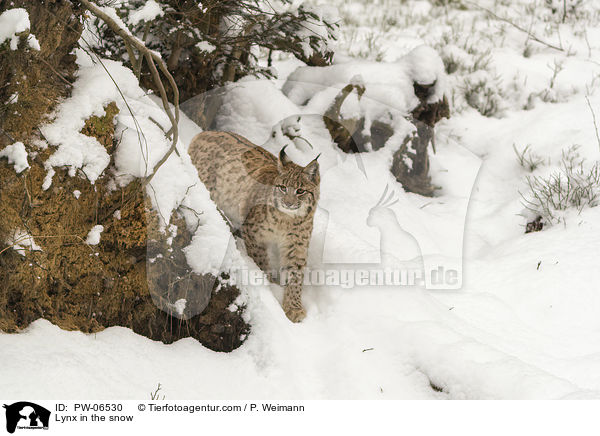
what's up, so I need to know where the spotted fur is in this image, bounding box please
[188,131,320,322]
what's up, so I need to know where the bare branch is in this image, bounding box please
[585,96,600,152]
[78,0,180,186]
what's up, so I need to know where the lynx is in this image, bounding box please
[188,131,320,322]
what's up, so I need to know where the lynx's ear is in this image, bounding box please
[278,145,293,171]
[303,154,320,181]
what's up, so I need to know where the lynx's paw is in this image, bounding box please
[284,305,306,323]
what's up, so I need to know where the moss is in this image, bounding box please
[81,102,120,151]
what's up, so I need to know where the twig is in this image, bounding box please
[36,57,73,86]
[0,128,16,143]
[0,235,36,256]
[583,28,592,58]
[585,96,600,152]
[150,383,165,400]
[465,1,565,52]
[78,0,180,187]
[0,234,95,256]
[295,136,314,149]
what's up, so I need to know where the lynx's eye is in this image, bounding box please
[276,185,287,192]
[296,188,306,195]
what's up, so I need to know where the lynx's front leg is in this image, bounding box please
[280,236,309,322]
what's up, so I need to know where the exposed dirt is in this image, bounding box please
[526,216,544,233]
[411,82,451,128]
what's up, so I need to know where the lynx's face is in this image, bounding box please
[273,147,320,217]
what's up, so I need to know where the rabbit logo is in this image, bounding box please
[366,184,423,268]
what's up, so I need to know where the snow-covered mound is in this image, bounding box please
[283,45,446,112]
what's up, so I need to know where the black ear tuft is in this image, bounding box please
[279,145,292,167]
[303,156,320,180]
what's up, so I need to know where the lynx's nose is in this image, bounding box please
[282,194,300,209]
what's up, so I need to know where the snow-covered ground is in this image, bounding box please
[2,0,600,399]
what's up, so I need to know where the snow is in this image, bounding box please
[196,41,216,53]
[402,45,447,103]
[294,3,340,59]
[0,142,29,173]
[128,0,164,26]
[3,0,600,400]
[41,168,55,191]
[85,225,104,246]
[167,298,187,317]
[6,92,18,104]
[40,55,123,186]
[27,34,40,51]
[215,78,302,144]
[0,8,39,51]
[99,6,134,38]
[280,45,447,138]
[73,190,81,199]
[5,229,42,256]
